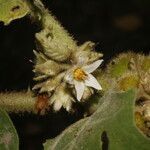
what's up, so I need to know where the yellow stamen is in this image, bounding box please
[73,68,87,81]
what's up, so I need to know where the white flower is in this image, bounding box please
[65,59,103,101]
[50,83,74,111]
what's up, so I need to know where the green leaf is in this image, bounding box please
[44,90,150,150]
[0,108,19,150]
[0,0,30,25]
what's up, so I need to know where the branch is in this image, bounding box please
[0,91,36,113]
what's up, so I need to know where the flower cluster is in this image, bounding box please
[33,41,103,111]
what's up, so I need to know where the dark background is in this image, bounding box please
[0,0,150,149]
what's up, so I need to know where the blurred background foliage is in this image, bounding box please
[0,0,149,149]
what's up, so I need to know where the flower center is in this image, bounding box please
[73,68,87,81]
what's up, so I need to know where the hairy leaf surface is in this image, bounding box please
[44,90,150,150]
[0,0,29,25]
[0,108,19,150]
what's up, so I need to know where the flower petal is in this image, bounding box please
[64,71,73,84]
[74,51,89,65]
[65,100,72,112]
[77,55,88,66]
[74,80,85,101]
[85,74,102,90]
[53,100,63,111]
[83,59,103,73]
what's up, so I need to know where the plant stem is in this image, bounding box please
[0,91,36,113]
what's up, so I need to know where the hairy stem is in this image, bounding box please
[0,91,36,113]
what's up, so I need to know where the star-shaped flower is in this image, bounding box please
[65,59,103,101]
